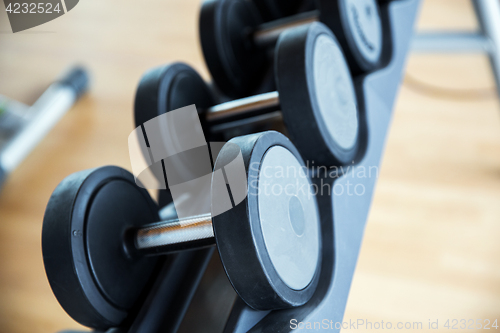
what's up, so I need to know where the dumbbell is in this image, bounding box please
[0,66,88,189]
[42,131,322,330]
[199,0,382,97]
[136,23,360,172]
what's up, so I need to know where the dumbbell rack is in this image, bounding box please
[58,1,419,332]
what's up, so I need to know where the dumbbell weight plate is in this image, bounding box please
[42,167,160,329]
[213,131,321,309]
[276,22,360,166]
[134,63,215,142]
[319,0,383,73]
[252,0,309,21]
[134,63,216,207]
[199,0,267,98]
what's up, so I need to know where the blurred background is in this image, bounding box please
[0,0,499,332]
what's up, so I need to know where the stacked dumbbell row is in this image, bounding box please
[137,0,384,205]
[41,0,385,331]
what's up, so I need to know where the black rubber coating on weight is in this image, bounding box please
[134,63,216,206]
[134,62,215,138]
[276,22,360,166]
[319,0,383,73]
[252,0,308,21]
[42,166,159,330]
[199,0,266,98]
[212,131,321,310]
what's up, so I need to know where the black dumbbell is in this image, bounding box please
[199,0,383,97]
[42,131,322,330]
[136,23,361,171]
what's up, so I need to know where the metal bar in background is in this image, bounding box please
[0,66,88,189]
[412,32,491,53]
[411,0,500,98]
[473,0,500,97]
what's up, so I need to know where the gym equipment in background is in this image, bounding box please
[0,66,89,189]
[200,0,383,97]
[42,131,321,330]
[412,0,500,98]
[136,23,360,170]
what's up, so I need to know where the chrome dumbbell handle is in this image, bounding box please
[134,213,215,256]
[253,10,319,48]
[206,91,280,123]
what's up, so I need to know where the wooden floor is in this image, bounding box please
[0,0,499,332]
